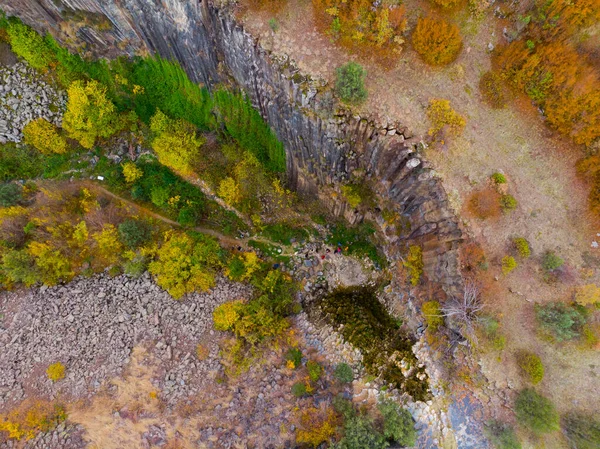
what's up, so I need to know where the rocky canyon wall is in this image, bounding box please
[0,0,462,294]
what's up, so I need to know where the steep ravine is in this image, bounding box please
[1,0,463,297]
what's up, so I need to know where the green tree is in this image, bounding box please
[118,219,151,248]
[335,62,368,105]
[0,183,22,207]
[63,80,121,149]
[333,414,388,449]
[378,400,417,446]
[535,302,587,341]
[514,388,559,435]
[150,109,205,175]
[334,363,354,383]
[542,251,564,271]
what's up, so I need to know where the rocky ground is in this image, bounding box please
[0,273,251,408]
[0,51,66,143]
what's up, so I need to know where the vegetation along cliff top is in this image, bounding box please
[0,1,599,448]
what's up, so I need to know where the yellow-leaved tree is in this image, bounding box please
[22,118,68,154]
[93,224,124,265]
[148,232,222,299]
[63,80,121,149]
[27,241,73,286]
[121,162,143,184]
[218,176,242,206]
[149,110,205,175]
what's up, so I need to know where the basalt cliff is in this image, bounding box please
[0,0,463,294]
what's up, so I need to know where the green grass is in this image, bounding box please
[326,222,386,267]
[261,223,309,245]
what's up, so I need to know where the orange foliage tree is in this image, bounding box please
[411,17,462,66]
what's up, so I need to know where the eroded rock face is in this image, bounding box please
[0,0,462,293]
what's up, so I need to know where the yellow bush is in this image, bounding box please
[575,284,600,307]
[422,301,444,330]
[213,300,246,331]
[0,400,66,441]
[63,80,121,149]
[412,17,463,66]
[427,99,466,138]
[218,177,242,206]
[403,245,423,286]
[46,362,65,382]
[22,118,68,154]
[341,185,361,208]
[122,162,143,184]
[502,255,517,275]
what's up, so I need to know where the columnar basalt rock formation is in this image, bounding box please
[0,0,463,294]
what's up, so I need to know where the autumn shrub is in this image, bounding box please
[292,381,308,398]
[513,237,531,258]
[295,406,340,447]
[502,256,517,275]
[150,109,205,175]
[478,315,506,351]
[562,412,600,449]
[378,400,416,446]
[468,188,501,219]
[149,232,223,299]
[307,360,323,382]
[500,194,518,212]
[63,80,122,149]
[575,284,600,307]
[5,20,54,70]
[196,344,209,360]
[22,119,68,155]
[0,400,66,441]
[46,362,65,382]
[427,98,466,138]
[431,0,461,7]
[422,301,444,330]
[0,183,22,207]
[485,420,522,449]
[535,302,588,341]
[542,251,564,272]
[515,388,559,434]
[312,0,407,57]
[123,255,147,277]
[460,241,487,273]
[479,71,507,109]
[118,219,151,249]
[27,242,73,286]
[403,245,423,286]
[335,62,367,105]
[412,17,462,66]
[491,172,507,184]
[516,350,544,384]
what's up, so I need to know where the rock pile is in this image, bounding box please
[0,62,66,144]
[0,272,251,407]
